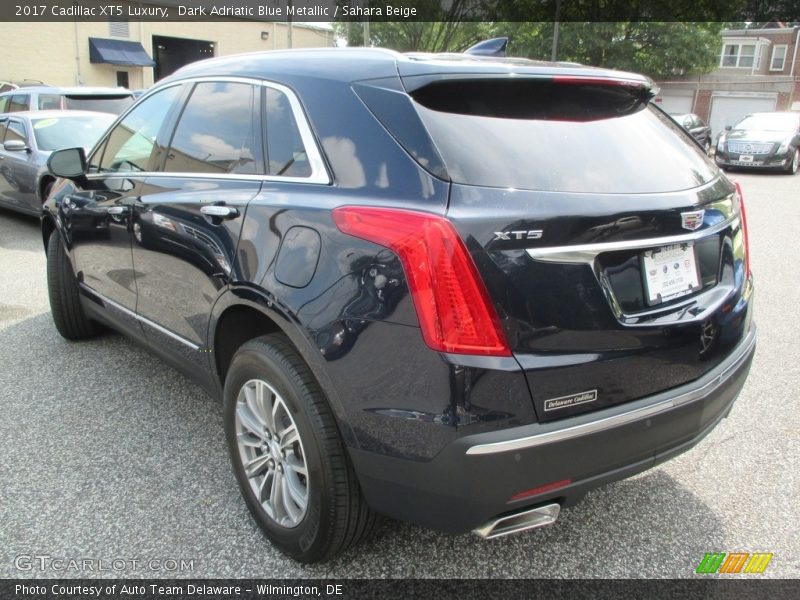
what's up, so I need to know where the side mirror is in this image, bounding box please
[47,147,87,179]
[3,139,28,152]
[725,125,732,131]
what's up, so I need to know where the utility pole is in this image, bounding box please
[551,0,561,62]
[287,0,293,48]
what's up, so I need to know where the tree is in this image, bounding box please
[503,22,725,78]
[333,0,497,52]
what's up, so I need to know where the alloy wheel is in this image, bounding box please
[235,379,309,528]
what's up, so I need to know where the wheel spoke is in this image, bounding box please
[258,470,274,503]
[271,396,281,434]
[283,470,307,511]
[244,453,271,478]
[279,424,299,450]
[282,475,303,522]
[237,431,263,448]
[257,382,277,432]
[237,404,266,440]
[243,384,265,425]
[284,453,307,477]
[269,469,285,520]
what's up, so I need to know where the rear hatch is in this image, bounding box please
[371,69,752,422]
[63,93,134,114]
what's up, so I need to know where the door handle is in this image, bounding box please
[107,206,128,215]
[201,205,239,219]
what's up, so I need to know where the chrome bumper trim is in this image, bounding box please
[526,214,737,264]
[466,327,756,456]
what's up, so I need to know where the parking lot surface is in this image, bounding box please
[0,172,797,578]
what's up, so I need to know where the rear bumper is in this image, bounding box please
[350,325,756,534]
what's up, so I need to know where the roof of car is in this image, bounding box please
[1,110,117,120]
[162,47,653,88]
[0,86,133,96]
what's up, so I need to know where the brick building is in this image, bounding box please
[0,1,334,91]
[654,23,800,135]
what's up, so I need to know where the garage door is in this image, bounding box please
[653,91,694,115]
[709,94,777,137]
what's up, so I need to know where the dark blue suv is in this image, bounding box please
[42,48,755,562]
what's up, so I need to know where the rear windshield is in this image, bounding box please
[64,95,134,114]
[411,80,717,194]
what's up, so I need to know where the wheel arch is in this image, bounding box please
[38,173,56,203]
[208,287,356,448]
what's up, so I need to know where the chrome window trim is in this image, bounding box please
[87,75,331,185]
[80,284,200,351]
[465,327,756,456]
[526,214,738,265]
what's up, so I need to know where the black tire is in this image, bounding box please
[223,333,375,563]
[46,231,100,340]
[42,181,54,203]
[785,148,799,174]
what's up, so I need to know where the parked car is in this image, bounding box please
[671,112,713,153]
[0,110,115,216]
[42,48,755,563]
[0,86,134,115]
[715,111,800,174]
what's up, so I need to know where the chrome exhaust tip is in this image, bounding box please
[472,503,560,539]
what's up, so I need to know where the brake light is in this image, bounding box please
[735,182,751,279]
[552,75,649,89]
[332,206,511,357]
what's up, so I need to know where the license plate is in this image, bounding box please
[738,155,754,163]
[641,243,701,305]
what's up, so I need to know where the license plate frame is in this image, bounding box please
[738,154,754,163]
[641,242,701,306]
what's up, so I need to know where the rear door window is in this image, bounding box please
[0,96,9,112]
[163,81,262,175]
[264,87,311,178]
[8,94,30,112]
[411,79,717,194]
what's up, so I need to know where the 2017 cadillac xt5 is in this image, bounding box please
[42,48,755,562]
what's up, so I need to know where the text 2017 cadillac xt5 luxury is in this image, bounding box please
[42,48,755,562]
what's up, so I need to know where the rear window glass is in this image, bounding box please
[38,94,62,110]
[64,95,134,114]
[411,80,717,194]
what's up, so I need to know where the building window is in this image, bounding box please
[109,21,130,38]
[116,71,130,88]
[720,43,756,68]
[770,45,788,71]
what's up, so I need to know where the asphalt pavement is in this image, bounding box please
[0,172,797,578]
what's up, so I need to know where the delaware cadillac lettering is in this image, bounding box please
[544,389,598,412]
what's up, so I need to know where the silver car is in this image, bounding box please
[0,110,115,216]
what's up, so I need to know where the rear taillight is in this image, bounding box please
[332,206,511,357]
[735,182,751,279]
